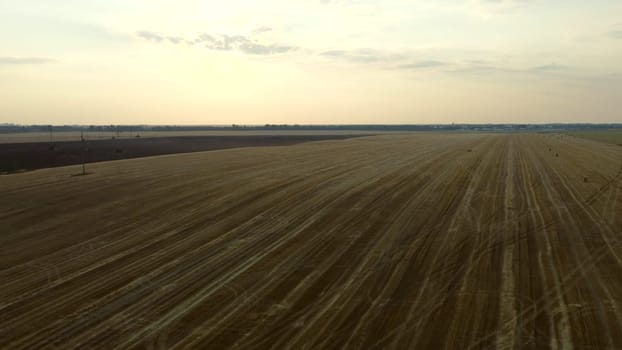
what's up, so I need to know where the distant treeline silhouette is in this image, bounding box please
[1,123,621,134]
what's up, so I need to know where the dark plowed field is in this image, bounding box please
[0,134,367,173]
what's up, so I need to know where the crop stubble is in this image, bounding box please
[1,133,621,349]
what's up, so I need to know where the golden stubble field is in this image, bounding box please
[1,133,622,349]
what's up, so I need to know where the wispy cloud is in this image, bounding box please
[134,27,583,83]
[447,60,577,81]
[467,0,534,16]
[608,30,622,39]
[137,31,188,45]
[319,49,453,72]
[321,50,378,63]
[195,33,296,54]
[239,43,295,55]
[136,31,164,42]
[449,64,514,75]
[319,49,405,64]
[167,36,184,44]
[252,26,273,34]
[472,0,533,9]
[399,61,447,69]
[0,57,57,64]
[136,30,296,55]
[530,64,566,72]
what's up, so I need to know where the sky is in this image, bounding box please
[0,0,621,125]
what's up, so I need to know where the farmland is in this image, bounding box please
[1,133,622,349]
[566,130,622,146]
[0,130,389,144]
[0,134,369,173]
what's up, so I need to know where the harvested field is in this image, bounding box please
[0,134,368,173]
[566,130,622,146]
[1,133,622,349]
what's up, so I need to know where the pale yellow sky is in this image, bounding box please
[1,0,621,124]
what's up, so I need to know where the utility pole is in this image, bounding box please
[81,129,86,176]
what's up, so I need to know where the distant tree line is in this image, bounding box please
[1,123,621,134]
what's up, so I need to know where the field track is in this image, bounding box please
[1,133,622,349]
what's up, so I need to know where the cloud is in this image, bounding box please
[319,49,405,64]
[136,31,164,42]
[239,43,295,55]
[446,60,577,81]
[608,30,622,39]
[138,30,296,55]
[468,0,534,15]
[530,64,566,72]
[252,26,273,34]
[399,61,447,69]
[320,50,347,57]
[449,64,512,75]
[466,59,489,65]
[0,57,57,64]
[320,49,380,63]
[203,34,251,50]
[473,0,532,8]
[319,49,451,72]
[167,36,184,44]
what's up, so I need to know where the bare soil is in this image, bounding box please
[0,134,368,173]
